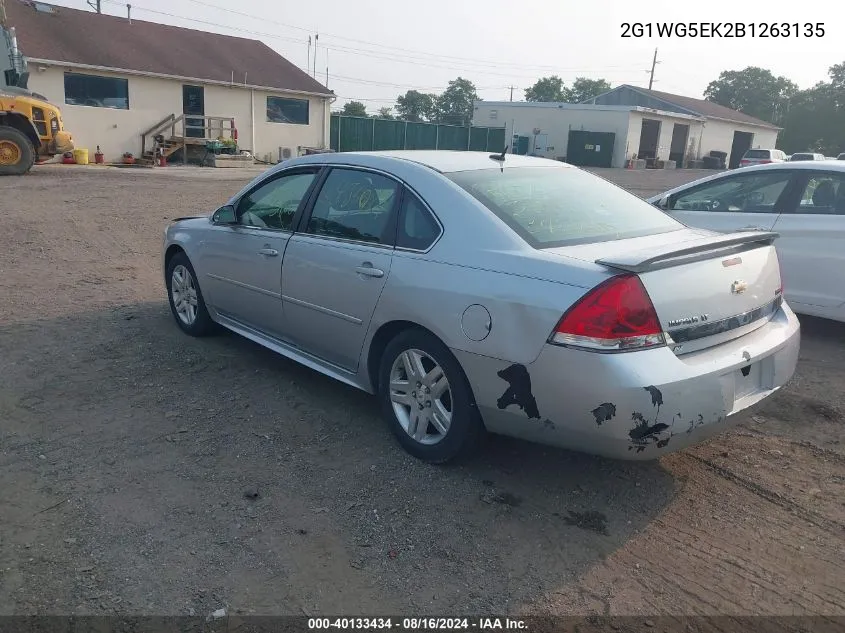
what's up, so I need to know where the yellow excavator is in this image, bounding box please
[1,13,73,175]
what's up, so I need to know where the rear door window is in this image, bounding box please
[791,173,845,215]
[447,166,681,248]
[305,168,400,245]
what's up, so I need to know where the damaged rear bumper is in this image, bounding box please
[454,302,800,460]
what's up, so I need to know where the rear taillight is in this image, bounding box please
[760,159,772,164]
[740,159,750,166]
[549,275,666,352]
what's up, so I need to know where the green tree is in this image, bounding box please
[341,101,368,117]
[704,67,798,124]
[778,62,845,155]
[395,90,436,122]
[434,77,479,126]
[566,77,611,103]
[376,107,395,119]
[524,76,566,102]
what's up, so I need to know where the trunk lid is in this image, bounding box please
[548,228,783,352]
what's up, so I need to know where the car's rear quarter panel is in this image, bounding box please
[453,302,800,459]
[369,252,591,367]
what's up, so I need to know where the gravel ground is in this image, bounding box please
[0,164,843,617]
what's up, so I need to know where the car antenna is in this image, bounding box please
[489,146,508,162]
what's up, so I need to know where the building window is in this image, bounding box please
[64,73,129,109]
[489,109,498,120]
[266,96,309,125]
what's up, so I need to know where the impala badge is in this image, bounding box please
[731,280,748,294]
[667,314,710,328]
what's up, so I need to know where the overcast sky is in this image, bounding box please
[45,0,843,110]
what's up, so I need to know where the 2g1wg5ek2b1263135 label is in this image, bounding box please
[621,22,825,38]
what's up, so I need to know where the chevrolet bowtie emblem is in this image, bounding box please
[731,280,748,294]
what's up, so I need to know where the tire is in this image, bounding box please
[0,126,36,176]
[165,251,216,336]
[378,328,484,464]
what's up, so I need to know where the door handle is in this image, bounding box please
[355,263,384,278]
[258,248,279,257]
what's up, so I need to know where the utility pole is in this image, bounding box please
[87,0,101,12]
[647,48,659,90]
[313,32,319,78]
[509,86,514,102]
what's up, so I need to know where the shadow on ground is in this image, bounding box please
[0,302,677,615]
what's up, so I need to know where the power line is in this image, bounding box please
[176,0,645,75]
[99,0,645,80]
[335,96,400,103]
[324,73,508,91]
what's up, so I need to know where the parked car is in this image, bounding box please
[163,151,800,463]
[739,148,787,168]
[788,152,826,161]
[648,161,845,322]
[837,153,845,160]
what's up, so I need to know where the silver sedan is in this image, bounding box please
[162,151,800,463]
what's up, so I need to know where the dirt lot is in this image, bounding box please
[1,164,843,617]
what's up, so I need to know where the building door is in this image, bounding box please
[566,130,615,167]
[637,119,661,160]
[729,131,754,169]
[512,134,530,155]
[669,123,689,167]
[183,85,205,138]
[532,133,549,154]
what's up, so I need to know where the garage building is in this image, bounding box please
[5,0,333,163]
[472,85,780,169]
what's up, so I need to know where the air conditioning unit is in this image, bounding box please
[279,147,293,162]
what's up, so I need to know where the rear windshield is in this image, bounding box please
[791,153,814,160]
[446,166,681,249]
[744,149,771,159]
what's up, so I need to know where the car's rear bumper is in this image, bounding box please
[454,302,800,460]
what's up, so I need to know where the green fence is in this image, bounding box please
[330,115,506,153]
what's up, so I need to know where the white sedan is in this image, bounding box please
[648,161,845,322]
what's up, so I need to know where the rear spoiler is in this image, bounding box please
[595,231,779,274]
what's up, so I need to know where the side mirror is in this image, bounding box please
[212,205,236,225]
[654,196,669,210]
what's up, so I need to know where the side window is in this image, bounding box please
[396,190,441,251]
[669,172,792,213]
[793,173,845,215]
[307,168,400,244]
[236,171,317,230]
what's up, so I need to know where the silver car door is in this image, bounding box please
[198,168,320,337]
[771,170,845,309]
[280,166,400,371]
[664,169,794,233]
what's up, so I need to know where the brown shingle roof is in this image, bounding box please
[624,85,778,129]
[6,0,332,96]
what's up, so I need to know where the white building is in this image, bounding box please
[472,84,780,169]
[7,0,334,163]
